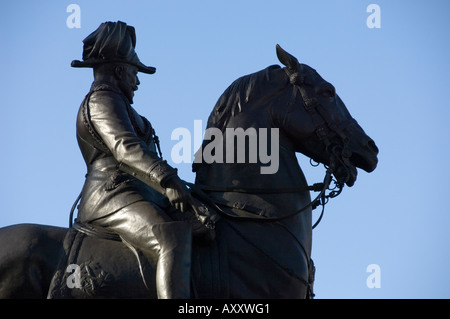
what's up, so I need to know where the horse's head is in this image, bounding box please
[274,45,378,186]
[197,45,378,188]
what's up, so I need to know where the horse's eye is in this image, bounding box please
[322,89,334,98]
[317,83,336,98]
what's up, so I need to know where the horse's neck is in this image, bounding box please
[195,145,308,191]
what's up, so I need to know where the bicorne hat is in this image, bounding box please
[71,21,156,74]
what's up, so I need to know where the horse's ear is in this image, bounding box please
[276,44,300,74]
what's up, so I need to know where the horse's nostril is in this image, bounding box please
[368,140,379,154]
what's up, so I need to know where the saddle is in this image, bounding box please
[47,221,156,298]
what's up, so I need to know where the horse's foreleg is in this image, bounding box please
[0,224,66,298]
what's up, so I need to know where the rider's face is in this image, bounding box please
[117,64,140,103]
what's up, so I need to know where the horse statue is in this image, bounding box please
[0,45,378,298]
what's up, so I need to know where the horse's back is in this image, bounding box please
[0,223,66,298]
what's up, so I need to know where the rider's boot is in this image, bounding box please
[152,221,192,299]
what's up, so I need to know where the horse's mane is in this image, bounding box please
[207,64,282,131]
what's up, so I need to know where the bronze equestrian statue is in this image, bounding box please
[0,21,378,299]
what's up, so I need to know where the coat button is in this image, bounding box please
[233,201,245,209]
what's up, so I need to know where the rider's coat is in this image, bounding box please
[76,81,171,223]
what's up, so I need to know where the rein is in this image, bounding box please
[189,166,342,229]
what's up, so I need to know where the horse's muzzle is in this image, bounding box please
[350,138,379,173]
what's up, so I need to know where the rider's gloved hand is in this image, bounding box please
[164,176,193,212]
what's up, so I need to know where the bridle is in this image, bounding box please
[285,66,357,187]
[282,65,359,227]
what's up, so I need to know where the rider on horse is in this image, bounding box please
[71,21,204,299]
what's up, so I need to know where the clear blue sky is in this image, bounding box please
[1,0,449,298]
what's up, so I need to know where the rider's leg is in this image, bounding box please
[91,201,192,299]
[152,221,192,299]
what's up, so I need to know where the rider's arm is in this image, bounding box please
[88,90,192,211]
[88,90,175,190]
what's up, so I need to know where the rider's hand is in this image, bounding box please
[164,176,193,212]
